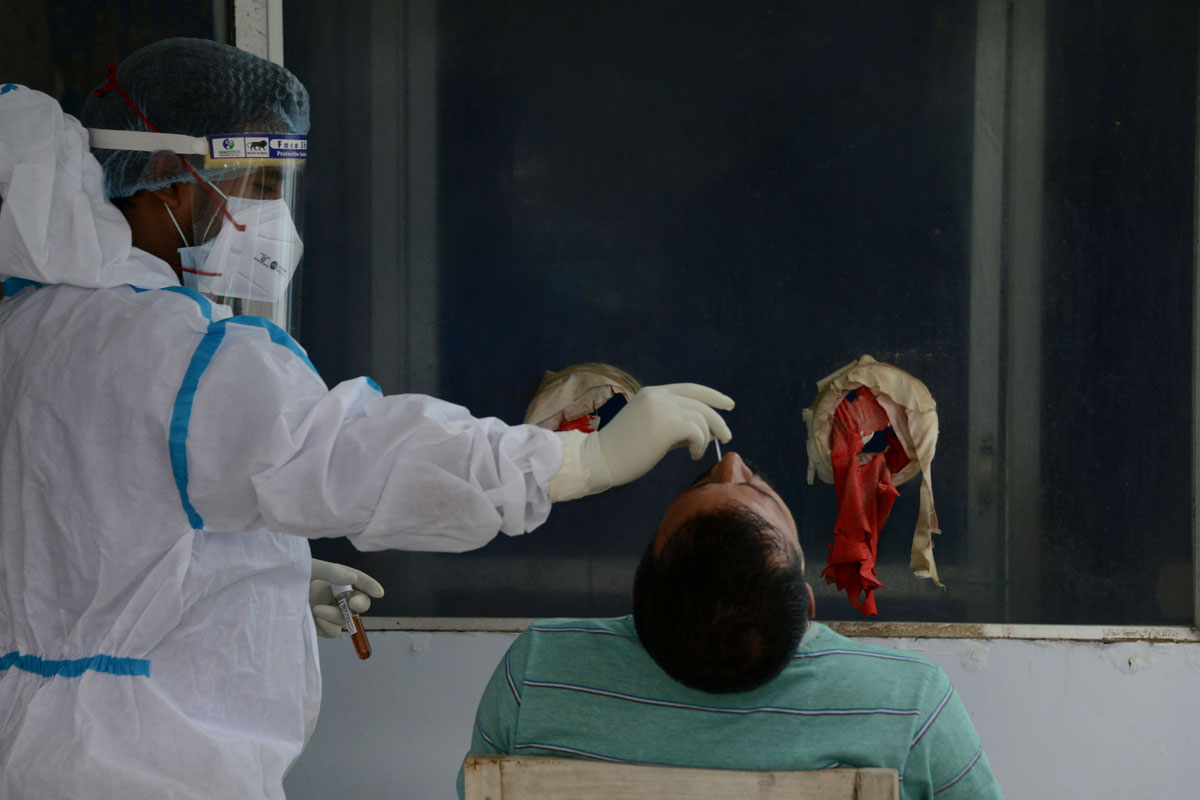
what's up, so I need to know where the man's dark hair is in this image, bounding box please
[632,507,808,694]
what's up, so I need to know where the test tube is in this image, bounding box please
[330,583,372,660]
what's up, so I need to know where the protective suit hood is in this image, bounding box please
[0,84,176,290]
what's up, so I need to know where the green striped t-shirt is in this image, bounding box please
[458,616,1002,799]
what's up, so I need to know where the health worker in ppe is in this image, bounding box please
[0,38,733,800]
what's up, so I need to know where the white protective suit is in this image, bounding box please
[0,86,561,798]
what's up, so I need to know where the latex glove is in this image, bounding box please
[550,383,734,502]
[309,558,385,639]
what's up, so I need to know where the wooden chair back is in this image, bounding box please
[462,755,900,800]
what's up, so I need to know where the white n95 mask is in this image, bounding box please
[177,195,303,302]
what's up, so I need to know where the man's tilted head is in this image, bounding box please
[632,452,812,694]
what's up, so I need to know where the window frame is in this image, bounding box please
[250,0,1200,640]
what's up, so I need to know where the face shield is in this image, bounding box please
[179,139,306,325]
[89,128,307,329]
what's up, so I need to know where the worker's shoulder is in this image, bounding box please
[121,287,314,363]
[49,282,224,331]
[2,282,211,347]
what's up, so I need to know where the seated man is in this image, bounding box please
[458,452,1003,799]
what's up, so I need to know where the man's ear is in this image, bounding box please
[149,182,190,211]
[806,582,816,620]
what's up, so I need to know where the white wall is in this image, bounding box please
[283,630,1200,800]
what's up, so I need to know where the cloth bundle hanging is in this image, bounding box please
[524,363,642,432]
[802,355,941,615]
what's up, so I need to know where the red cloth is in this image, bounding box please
[822,389,911,616]
[556,414,600,433]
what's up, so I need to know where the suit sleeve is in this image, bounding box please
[181,320,562,550]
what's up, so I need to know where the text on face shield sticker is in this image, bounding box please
[207,134,307,160]
[268,136,307,158]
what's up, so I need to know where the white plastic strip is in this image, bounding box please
[88,128,207,155]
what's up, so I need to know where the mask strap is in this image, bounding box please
[196,180,231,243]
[163,202,189,247]
[93,63,245,233]
[162,202,221,277]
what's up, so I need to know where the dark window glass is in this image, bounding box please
[289,0,1196,625]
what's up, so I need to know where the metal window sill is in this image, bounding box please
[359,617,1200,643]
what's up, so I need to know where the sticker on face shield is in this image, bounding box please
[207,134,307,160]
[211,136,247,158]
[269,136,307,158]
[244,137,270,156]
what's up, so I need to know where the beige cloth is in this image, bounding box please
[524,363,642,430]
[802,355,942,586]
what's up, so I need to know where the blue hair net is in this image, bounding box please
[81,37,310,199]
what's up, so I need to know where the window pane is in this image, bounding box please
[289,0,1196,625]
[1037,0,1196,624]
[0,2,226,118]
